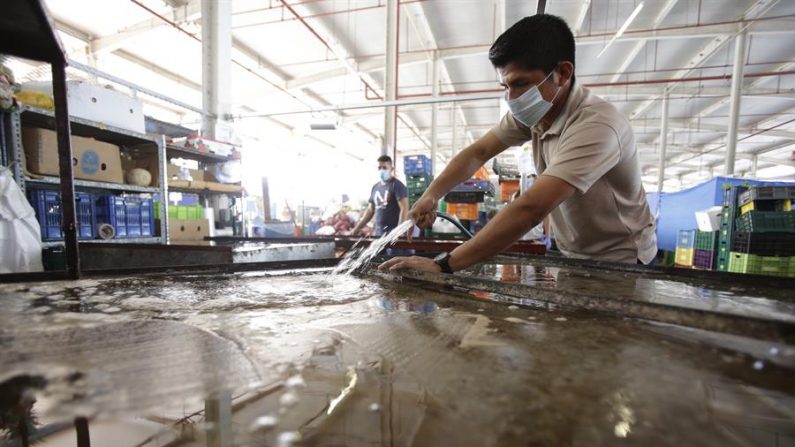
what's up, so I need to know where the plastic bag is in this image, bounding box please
[0,167,43,273]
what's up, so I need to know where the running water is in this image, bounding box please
[330,220,415,276]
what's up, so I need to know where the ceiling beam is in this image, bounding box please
[608,0,680,83]
[626,0,782,121]
[284,18,795,91]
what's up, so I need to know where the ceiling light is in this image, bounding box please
[597,2,644,58]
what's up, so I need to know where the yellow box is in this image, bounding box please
[740,201,755,215]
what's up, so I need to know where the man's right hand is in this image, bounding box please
[410,195,438,229]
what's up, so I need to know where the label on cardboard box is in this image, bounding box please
[22,127,124,184]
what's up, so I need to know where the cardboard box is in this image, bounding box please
[23,81,145,134]
[22,127,124,184]
[169,218,210,241]
[167,177,243,194]
[695,206,723,232]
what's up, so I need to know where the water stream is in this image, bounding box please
[330,220,415,276]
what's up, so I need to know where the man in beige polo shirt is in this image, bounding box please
[380,14,656,274]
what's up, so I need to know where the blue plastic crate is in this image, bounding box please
[95,195,155,239]
[677,229,696,249]
[403,155,432,175]
[27,188,95,241]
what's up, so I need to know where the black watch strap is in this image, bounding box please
[433,252,454,274]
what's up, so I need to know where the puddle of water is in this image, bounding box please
[1,266,794,446]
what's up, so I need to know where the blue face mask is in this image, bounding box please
[505,70,563,128]
[379,169,391,182]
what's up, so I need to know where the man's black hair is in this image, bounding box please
[377,155,393,164]
[489,14,576,84]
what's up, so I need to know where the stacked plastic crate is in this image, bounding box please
[403,155,433,208]
[27,187,95,241]
[94,194,156,239]
[693,230,719,270]
[674,229,696,268]
[728,186,795,277]
[716,185,745,272]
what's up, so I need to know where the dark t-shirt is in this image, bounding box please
[368,178,407,236]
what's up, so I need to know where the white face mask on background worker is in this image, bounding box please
[505,68,565,128]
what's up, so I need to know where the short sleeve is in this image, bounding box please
[368,185,376,206]
[394,181,407,200]
[541,123,621,194]
[489,112,533,147]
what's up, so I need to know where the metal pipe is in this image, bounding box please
[430,53,439,175]
[384,0,399,156]
[201,0,232,138]
[233,0,427,29]
[725,29,748,176]
[657,93,669,193]
[238,92,501,117]
[52,62,80,279]
[536,0,546,14]
[751,154,759,177]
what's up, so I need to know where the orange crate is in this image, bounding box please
[500,179,520,201]
[447,202,478,220]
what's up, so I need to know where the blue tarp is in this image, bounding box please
[648,176,794,252]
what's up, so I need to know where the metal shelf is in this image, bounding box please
[5,105,169,245]
[166,143,232,162]
[25,175,160,193]
[19,105,158,147]
[169,185,243,196]
[42,237,163,248]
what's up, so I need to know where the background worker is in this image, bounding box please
[352,155,410,237]
[380,14,656,274]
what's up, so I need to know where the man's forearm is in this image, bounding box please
[353,208,374,233]
[399,206,409,224]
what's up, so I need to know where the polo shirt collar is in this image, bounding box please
[532,82,584,140]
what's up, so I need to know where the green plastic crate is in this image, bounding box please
[735,211,795,233]
[406,174,433,190]
[728,252,795,277]
[169,205,204,221]
[694,231,718,251]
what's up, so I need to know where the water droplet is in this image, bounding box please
[102,306,121,313]
[285,375,305,388]
[508,305,519,311]
[279,391,299,407]
[554,317,567,322]
[753,360,764,370]
[277,431,301,447]
[477,308,485,312]
[369,403,381,412]
[249,415,278,432]
[769,346,780,356]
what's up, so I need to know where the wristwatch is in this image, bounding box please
[433,252,454,274]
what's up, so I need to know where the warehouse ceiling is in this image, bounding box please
[9,0,795,192]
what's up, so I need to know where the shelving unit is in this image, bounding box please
[3,105,168,244]
[165,142,243,236]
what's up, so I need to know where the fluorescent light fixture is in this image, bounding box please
[597,2,644,58]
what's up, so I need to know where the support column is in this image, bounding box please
[450,106,457,157]
[201,0,232,139]
[657,93,669,193]
[751,154,759,177]
[430,52,440,175]
[725,29,748,176]
[383,0,399,157]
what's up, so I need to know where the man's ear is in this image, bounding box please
[557,61,574,86]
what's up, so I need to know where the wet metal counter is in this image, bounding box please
[1,255,794,446]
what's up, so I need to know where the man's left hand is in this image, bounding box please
[378,256,442,273]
